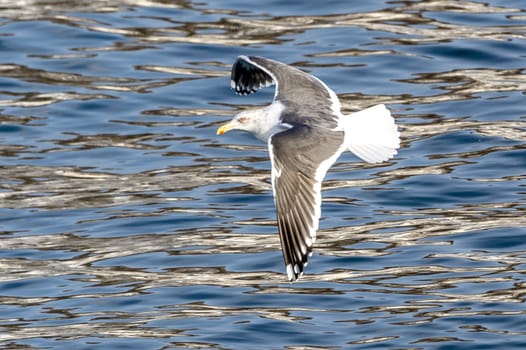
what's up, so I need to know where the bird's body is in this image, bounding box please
[217,56,400,281]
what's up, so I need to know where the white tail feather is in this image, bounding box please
[344,104,400,163]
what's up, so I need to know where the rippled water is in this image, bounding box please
[1,1,525,349]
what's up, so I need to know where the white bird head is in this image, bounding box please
[217,102,287,142]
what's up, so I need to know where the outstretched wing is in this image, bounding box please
[230,55,341,129]
[269,125,345,281]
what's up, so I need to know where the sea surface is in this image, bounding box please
[1,1,525,349]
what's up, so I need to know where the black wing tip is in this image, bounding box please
[231,79,258,95]
[286,260,309,282]
[230,55,275,96]
[286,248,314,282]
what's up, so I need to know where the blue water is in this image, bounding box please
[1,1,525,349]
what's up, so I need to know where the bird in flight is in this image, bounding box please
[217,55,400,281]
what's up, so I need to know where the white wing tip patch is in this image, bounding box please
[286,263,306,282]
[286,264,294,281]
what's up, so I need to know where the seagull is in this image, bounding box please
[217,55,400,281]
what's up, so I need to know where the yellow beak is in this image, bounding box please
[216,121,236,135]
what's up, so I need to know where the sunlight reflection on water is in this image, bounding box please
[0,0,525,349]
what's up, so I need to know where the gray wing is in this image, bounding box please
[269,125,345,281]
[231,55,340,129]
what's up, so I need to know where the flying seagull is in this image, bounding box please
[217,55,400,281]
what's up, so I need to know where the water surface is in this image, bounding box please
[1,1,525,349]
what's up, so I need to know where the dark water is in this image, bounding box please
[1,1,525,349]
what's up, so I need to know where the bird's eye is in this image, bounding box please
[238,116,247,123]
